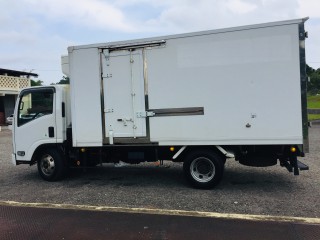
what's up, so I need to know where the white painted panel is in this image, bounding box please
[69,48,102,146]
[146,24,302,145]
[177,35,293,67]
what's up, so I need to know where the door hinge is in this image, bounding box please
[136,111,155,118]
[105,108,114,113]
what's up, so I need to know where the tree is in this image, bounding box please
[306,65,320,95]
[30,79,43,86]
[51,76,70,85]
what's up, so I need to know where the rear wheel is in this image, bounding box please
[37,148,67,181]
[183,150,224,189]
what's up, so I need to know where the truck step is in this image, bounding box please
[297,160,309,171]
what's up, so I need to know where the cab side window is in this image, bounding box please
[18,90,54,127]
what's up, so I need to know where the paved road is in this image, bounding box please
[1,202,320,240]
[0,125,320,218]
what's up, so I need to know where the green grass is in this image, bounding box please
[307,95,320,120]
[308,114,320,121]
[307,95,320,109]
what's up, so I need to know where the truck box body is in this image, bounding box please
[67,18,308,148]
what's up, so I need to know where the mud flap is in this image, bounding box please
[280,156,309,175]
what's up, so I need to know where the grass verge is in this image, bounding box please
[308,114,320,121]
[307,95,320,109]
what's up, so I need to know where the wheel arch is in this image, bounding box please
[175,146,227,163]
[31,144,65,165]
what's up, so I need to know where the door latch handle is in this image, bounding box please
[117,118,133,126]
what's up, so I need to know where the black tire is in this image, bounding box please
[37,148,67,181]
[183,150,225,189]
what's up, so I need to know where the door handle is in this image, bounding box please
[48,127,54,138]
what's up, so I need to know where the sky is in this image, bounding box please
[0,0,319,85]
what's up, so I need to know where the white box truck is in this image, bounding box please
[12,18,309,189]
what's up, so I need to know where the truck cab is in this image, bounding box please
[12,85,70,166]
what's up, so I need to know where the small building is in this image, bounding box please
[0,68,38,125]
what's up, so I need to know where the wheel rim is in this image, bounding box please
[40,154,55,176]
[190,157,215,183]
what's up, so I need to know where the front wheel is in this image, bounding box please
[37,148,67,181]
[183,150,225,189]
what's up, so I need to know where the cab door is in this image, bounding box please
[13,87,57,162]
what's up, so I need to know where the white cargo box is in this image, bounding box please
[67,18,308,147]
